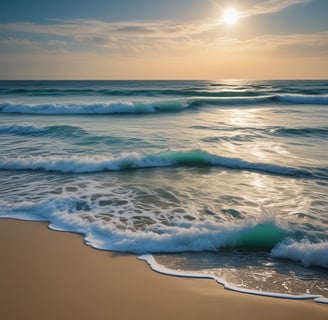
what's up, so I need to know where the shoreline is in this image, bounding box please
[139,254,327,302]
[1,218,327,320]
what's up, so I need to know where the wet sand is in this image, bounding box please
[0,219,327,320]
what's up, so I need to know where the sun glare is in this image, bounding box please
[222,8,239,26]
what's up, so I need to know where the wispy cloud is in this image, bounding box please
[211,0,313,18]
[1,16,327,57]
[226,31,328,56]
[246,0,311,15]
[1,19,205,38]
[0,0,315,47]
[0,19,216,55]
[0,0,325,79]
[0,37,67,48]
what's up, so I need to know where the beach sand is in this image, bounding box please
[0,219,327,320]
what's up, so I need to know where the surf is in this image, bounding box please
[1,93,327,115]
[2,196,327,271]
[0,149,314,177]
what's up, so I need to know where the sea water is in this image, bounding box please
[0,80,327,301]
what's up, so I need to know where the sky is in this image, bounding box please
[0,0,328,79]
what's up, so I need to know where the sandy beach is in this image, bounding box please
[0,219,327,320]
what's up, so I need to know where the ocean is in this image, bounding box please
[0,80,327,301]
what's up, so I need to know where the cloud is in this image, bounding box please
[0,18,213,39]
[0,19,216,55]
[1,16,327,59]
[0,0,315,47]
[0,37,68,48]
[0,2,326,80]
[221,0,313,18]
[222,31,328,54]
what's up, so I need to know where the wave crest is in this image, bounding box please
[1,93,327,115]
[2,198,327,270]
[0,198,287,253]
[271,240,328,268]
[0,149,312,177]
[0,101,186,114]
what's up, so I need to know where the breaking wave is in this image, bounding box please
[0,198,288,253]
[271,240,328,268]
[1,197,327,271]
[0,93,327,115]
[0,149,313,177]
[0,101,186,114]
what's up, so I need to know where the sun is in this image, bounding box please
[222,8,239,26]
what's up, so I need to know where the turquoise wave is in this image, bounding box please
[0,149,315,178]
[2,196,327,269]
[234,223,286,249]
[0,93,327,115]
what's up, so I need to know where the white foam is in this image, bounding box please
[0,198,286,253]
[138,254,323,301]
[1,198,327,301]
[0,153,171,173]
[271,239,328,268]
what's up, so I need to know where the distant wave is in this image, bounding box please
[0,149,314,177]
[0,101,187,114]
[0,102,160,114]
[0,123,47,134]
[1,93,327,115]
[193,124,328,139]
[1,83,328,102]
[269,126,328,138]
[0,123,87,137]
[0,87,266,97]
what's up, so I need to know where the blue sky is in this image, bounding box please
[1,0,327,79]
[1,0,212,22]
